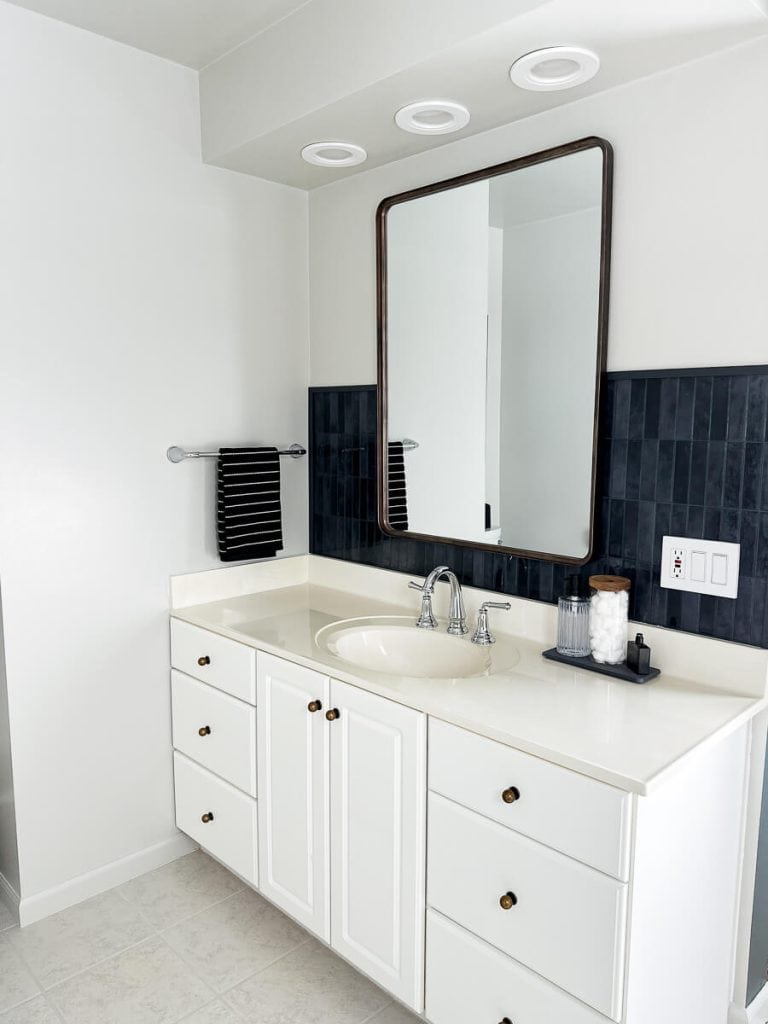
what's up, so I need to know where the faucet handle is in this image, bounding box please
[409,580,437,629]
[408,580,426,591]
[471,601,511,646]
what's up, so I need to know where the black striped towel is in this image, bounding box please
[387,441,409,531]
[216,447,284,561]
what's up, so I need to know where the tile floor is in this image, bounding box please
[0,852,422,1024]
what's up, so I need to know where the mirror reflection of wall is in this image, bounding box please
[383,141,609,562]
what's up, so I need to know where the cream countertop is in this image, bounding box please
[170,577,766,796]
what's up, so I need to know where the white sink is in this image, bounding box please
[316,616,498,679]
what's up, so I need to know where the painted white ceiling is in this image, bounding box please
[0,0,310,68]
[6,0,768,187]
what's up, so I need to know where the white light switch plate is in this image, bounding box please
[660,536,740,599]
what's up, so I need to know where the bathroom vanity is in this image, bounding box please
[169,557,767,1024]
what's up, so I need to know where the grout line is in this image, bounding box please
[358,1000,396,1024]
[153,887,249,935]
[33,934,162,995]
[217,936,313,999]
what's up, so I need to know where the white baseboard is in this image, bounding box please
[0,869,19,923]
[731,984,768,1024]
[18,832,197,927]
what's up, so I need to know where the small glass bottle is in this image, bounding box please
[556,574,590,658]
[589,575,631,664]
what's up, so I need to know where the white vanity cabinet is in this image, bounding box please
[257,652,427,1012]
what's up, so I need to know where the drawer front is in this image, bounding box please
[170,619,256,704]
[429,718,632,880]
[426,910,610,1024]
[173,752,258,886]
[427,793,627,1021]
[172,671,256,796]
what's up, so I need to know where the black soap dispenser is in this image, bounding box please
[626,633,651,676]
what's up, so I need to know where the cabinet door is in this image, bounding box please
[257,653,330,940]
[329,679,427,1012]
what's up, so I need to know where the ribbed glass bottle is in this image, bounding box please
[556,595,591,658]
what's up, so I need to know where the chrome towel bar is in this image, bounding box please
[167,443,307,463]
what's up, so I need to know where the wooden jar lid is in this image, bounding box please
[589,574,631,592]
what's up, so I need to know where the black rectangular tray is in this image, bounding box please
[542,647,660,684]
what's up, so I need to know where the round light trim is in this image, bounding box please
[509,46,600,92]
[395,100,470,135]
[301,142,367,167]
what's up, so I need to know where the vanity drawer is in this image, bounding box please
[427,793,627,1021]
[428,718,632,880]
[173,752,258,886]
[426,910,610,1024]
[171,671,256,796]
[171,619,256,704]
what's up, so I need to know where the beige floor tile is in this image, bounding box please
[47,936,212,1024]
[225,939,391,1024]
[118,853,243,931]
[0,896,17,932]
[0,937,41,1013]
[0,995,61,1023]
[364,1003,421,1023]
[163,889,306,993]
[180,1001,243,1024]
[6,891,152,990]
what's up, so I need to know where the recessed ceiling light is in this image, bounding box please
[509,46,600,92]
[301,142,367,167]
[395,100,470,135]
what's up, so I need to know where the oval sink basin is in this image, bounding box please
[316,616,493,679]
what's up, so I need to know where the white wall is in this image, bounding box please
[309,35,768,383]
[0,2,309,908]
[387,183,489,542]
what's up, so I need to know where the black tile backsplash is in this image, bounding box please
[309,369,768,648]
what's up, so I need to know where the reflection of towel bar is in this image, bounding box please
[397,438,419,452]
[167,443,306,463]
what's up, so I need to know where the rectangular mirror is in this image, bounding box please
[377,137,613,564]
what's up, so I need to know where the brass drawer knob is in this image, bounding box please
[201,812,214,824]
[198,726,211,737]
[499,892,517,910]
[499,1019,513,1024]
[502,786,520,804]
[326,708,340,721]
[308,700,323,713]
[198,656,210,667]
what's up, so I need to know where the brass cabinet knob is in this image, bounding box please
[308,700,323,713]
[326,708,340,721]
[502,786,520,804]
[201,812,214,823]
[198,726,211,737]
[499,1019,513,1024]
[198,656,210,666]
[499,892,518,910]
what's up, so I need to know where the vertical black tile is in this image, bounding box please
[639,440,659,501]
[679,591,701,633]
[704,507,721,540]
[761,447,768,511]
[608,439,628,500]
[686,505,705,538]
[636,501,655,565]
[644,378,661,440]
[623,501,639,561]
[653,504,671,568]
[628,379,647,441]
[688,442,708,506]
[747,376,768,442]
[710,376,729,441]
[675,378,695,440]
[612,379,631,439]
[658,377,678,440]
[727,376,748,442]
[723,444,746,510]
[608,500,625,558]
[670,503,688,536]
[656,440,675,504]
[713,597,736,641]
[693,377,713,441]
[672,441,692,504]
[740,511,760,578]
[743,443,764,510]
[733,577,754,645]
[698,595,717,636]
[758,514,768,579]
[625,441,642,501]
[704,441,726,509]
[720,508,740,544]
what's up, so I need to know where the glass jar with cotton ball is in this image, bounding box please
[588,575,631,665]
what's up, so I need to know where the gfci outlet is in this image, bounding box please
[660,536,740,599]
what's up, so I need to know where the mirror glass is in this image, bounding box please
[378,138,612,563]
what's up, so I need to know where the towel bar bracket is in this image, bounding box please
[167,443,307,463]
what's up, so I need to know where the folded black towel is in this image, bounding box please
[387,441,409,531]
[216,447,284,561]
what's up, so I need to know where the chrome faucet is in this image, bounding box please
[408,565,468,636]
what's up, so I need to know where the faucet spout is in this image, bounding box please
[421,565,468,636]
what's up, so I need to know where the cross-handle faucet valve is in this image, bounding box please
[471,601,511,645]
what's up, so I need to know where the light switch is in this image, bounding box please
[690,551,707,582]
[711,553,728,586]
[660,536,740,599]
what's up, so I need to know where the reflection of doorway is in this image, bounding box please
[485,226,503,545]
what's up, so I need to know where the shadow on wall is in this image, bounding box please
[309,371,768,649]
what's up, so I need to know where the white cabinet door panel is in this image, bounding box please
[330,679,427,1012]
[257,653,330,941]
